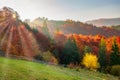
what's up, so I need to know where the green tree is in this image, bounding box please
[110,38,120,65]
[62,38,80,64]
[98,38,107,71]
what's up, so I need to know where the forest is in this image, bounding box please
[0,7,120,77]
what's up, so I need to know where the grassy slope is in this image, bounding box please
[0,57,118,80]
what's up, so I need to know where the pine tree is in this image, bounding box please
[98,38,107,71]
[110,38,120,65]
[62,38,80,64]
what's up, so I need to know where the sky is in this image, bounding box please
[0,0,120,22]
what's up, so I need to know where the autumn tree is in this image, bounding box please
[110,38,120,65]
[82,53,99,70]
[33,30,50,51]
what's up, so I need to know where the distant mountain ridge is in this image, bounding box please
[86,18,120,27]
[25,17,120,37]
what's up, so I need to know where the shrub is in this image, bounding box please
[42,51,58,64]
[34,51,58,65]
[110,65,120,76]
[82,53,99,70]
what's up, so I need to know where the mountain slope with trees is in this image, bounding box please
[26,18,120,37]
[0,7,120,78]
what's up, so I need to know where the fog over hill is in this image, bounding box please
[86,18,120,27]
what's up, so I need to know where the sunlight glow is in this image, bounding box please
[17,24,39,60]
[0,22,11,47]
[12,14,16,19]
[6,26,13,57]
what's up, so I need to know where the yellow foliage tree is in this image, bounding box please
[82,53,99,70]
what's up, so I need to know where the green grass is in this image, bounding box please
[0,57,118,80]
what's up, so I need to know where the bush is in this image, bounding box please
[82,53,99,70]
[110,65,120,76]
[41,51,58,64]
[34,51,58,65]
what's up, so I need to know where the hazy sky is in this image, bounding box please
[0,0,120,22]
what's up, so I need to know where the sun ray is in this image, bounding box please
[0,22,8,34]
[0,8,41,79]
[0,20,10,40]
[5,25,13,57]
[16,24,40,79]
[17,24,32,59]
[22,27,40,56]
[0,20,14,80]
[18,24,40,59]
[0,23,12,79]
[0,23,11,48]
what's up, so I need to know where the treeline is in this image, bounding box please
[0,7,120,76]
[28,21,120,75]
[50,32,120,76]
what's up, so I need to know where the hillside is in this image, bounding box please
[86,18,120,27]
[0,7,51,58]
[26,18,120,37]
[0,7,120,80]
[0,57,118,80]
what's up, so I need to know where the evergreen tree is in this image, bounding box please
[98,38,107,71]
[110,38,120,65]
[62,38,80,64]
